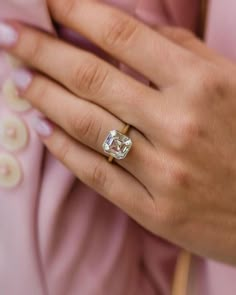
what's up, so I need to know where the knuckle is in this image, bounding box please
[24,33,44,63]
[168,164,190,189]
[200,68,227,99]
[170,168,190,188]
[54,136,71,164]
[73,60,108,95]
[159,26,195,46]
[29,78,50,102]
[26,78,52,113]
[103,12,138,49]
[189,64,226,99]
[90,159,108,190]
[172,115,204,150]
[70,111,99,142]
[51,0,77,21]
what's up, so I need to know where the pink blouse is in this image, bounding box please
[0,0,236,294]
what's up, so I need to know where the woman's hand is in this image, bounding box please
[1,0,236,264]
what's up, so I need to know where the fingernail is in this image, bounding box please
[0,22,18,46]
[12,68,32,91]
[33,117,53,137]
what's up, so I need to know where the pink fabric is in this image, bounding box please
[206,0,236,61]
[0,0,236,295]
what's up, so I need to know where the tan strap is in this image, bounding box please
[171,251,192,295]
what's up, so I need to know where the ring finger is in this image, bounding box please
[14,70,156,185]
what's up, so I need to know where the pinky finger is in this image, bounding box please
[34,117,153,221]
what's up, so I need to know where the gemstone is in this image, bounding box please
[103,130,132,160]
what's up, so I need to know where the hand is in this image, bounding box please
[1,0,236,265]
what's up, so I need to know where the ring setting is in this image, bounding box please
[103,126,132,162]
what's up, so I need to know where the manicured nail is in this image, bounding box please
[12,68,32,91]
[0,22,18,46]
[33,117,53,137]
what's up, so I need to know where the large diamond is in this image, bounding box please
[103,130,132,160]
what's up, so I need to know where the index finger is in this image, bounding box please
[48,0,189,86]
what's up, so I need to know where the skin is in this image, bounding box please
[2,0,236,265]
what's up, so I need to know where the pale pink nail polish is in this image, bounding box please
[33,117,53,137]
[0,22,18,46]
[12,68,32,91]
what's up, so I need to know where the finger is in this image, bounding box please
[15,70,155,185]
[157,26,235,68]
[48,0,190,86]
[1,22,158,135]
[36,122,154,224]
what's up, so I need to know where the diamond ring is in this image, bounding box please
[102,124,132,163]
